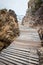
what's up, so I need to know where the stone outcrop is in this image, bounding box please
[0,9,20,51]
[22,0,43,27]
[38,28,43,46]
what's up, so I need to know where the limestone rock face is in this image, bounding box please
[0,9,19,50]
[22,0,43,27]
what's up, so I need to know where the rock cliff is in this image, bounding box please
[22,0,43,27]
[0,9,20,51]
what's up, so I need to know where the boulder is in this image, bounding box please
[0,9,20,51]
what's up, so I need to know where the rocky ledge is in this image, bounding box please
[0,9,20,51]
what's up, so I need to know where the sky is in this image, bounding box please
[0,0,29,15]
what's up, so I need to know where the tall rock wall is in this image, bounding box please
[0,9,20,51]
[22,0,43,27]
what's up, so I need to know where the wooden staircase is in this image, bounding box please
[0,25,42,65]
[0,43,39,65]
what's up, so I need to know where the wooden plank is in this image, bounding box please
[0,52,39,65]
[0,59,14,65]
[1,51,39,62]
[2,48,38,56]
[1,52,39,62]
[3,46,38,54]
[0,55,29,65]
[2,49,39,59]
[2,50,39,60]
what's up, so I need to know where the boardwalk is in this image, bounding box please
[15,25,41,48]
[0,25,41,65]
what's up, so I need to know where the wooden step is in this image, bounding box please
[0,59,14,65]
[0,52,39,65]
[2,52,39,62]
[0,47,39,65]
[2,49,39,59]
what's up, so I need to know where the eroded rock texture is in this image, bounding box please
[22,0,43,27]
[0,9,19,51]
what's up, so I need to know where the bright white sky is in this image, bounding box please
[0,0,29,15]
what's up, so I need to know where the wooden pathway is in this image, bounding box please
[0,25,41,65]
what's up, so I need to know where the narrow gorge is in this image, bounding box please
[0,0,43,65]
